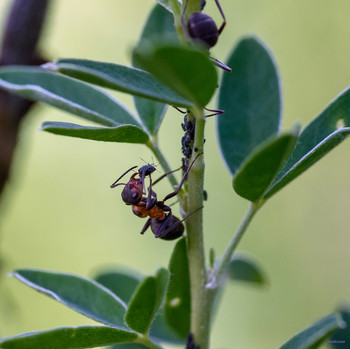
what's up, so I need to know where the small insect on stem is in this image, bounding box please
[181,0,232,72]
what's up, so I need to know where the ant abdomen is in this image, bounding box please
[187,12,219,48]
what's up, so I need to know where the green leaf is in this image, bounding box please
[0,326,138,349]
[0,66,140,127]
[12,269,127,329]
[165,238,191,339]
[233,131,298,202]
[94,268,183,344]
[279,313,345,349]
[134,43,218,108]
[217,37,282,175]
[94,269,141,305]
[156,0,181,14]
[265,88,350,198]
[53,58,192,108]
[41,122,149,144]
[132,4,177,135]
[125,269,169,335]
[329,308,350,348]
[227,254,267,286]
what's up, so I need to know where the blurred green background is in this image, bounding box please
[1,1,350,348]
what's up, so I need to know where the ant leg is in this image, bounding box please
[152,166,182,186]
[210,57,232,72]
[162,152,203,203]
[215,0,226,34]
[110,166,138,188]
[140,218,152,235]
[173,106,187,114]
[145,176,158,210]
[204,107,224,118]
[155,206,203,239]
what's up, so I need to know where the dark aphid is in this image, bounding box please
[186,333,200,349]
[203,190,208,201]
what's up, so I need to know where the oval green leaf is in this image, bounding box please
[227,254,267,286]
[233,131,298,202]
[93,268,184,344]
[279,313,345,349]
[125,269,169,335]
[94,269,142,305]
[165,238,191,339]
[0,66,140,127]
[53,59,192,108]
[265,88,350,198]
[133,43,218,108]
[217,37,282,175]
[0,326,138,349]
[132,4,177,135]
[41,122,149,144]
[12,269,128,329]
[329,308,350,348]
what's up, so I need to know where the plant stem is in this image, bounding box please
[216,202,261,280]
[136,335,163,349]
[185,110,210,349]
[148,140,179,188]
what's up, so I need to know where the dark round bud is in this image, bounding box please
[187,12,218,48]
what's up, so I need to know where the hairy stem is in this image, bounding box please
[185,109,210,348]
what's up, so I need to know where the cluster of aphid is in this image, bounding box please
[110,155,202,240]
[181,113,196,171]
[186,333,200,349]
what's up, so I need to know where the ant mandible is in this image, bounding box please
[111,154,203,240]
[181,0,232,72]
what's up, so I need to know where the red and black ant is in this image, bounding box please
[181,0,231,72]
[111,154,203,240]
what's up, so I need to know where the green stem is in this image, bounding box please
[216,202,261,280]
[185,110,210,348]
[148,140,178,189]
[136,335,163,349]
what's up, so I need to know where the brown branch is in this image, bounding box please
[0,0,50,196]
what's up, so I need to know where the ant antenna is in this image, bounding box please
[110,166,138,188]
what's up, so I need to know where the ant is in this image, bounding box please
[181,0,232,72]
[111,154,203,240]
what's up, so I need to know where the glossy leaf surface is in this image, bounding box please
[279,313,345,349]
[125,269,168,334]
[165,238,191,339]
[227,254,267,286]
[233,131,298,202]
[134,43,218,108]
[54,58,192,108]
[0,66,139,127]
[41,122,149,144]
[0,326,138,349]
[132,4,177,135]
[217,37,281,175]
[12,269,127,329]
[265,88,350,198]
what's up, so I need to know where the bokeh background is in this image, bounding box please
[1,1,350,348]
